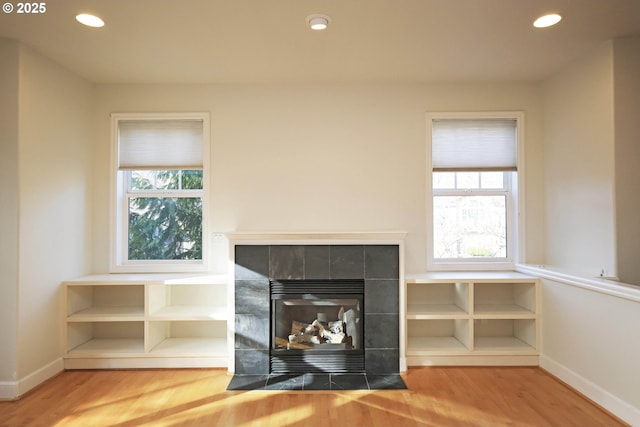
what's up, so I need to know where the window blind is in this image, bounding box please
[118,119,203,170]
[432,119,517,171]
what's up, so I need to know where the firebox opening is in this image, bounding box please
[270,279,365,373]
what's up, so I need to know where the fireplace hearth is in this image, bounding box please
[229,243,405,390]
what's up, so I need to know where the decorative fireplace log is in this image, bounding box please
[274,336,313,350]
[288,320,321,344]
[312,319,346,344]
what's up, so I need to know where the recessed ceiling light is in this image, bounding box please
[76,13,105,28]
[306,14,331,31]
[533,13,562,28]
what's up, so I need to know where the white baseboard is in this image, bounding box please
[540,354,640,426]
[64,356,228,370]
[407,354,539,367]
[0,358,64,400]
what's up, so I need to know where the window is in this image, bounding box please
[427,112,523,269]
[111,113,210,272]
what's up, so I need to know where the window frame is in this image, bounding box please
[426,111,525,271]
[110,112,211,273]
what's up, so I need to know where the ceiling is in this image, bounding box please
[1,0,639,84]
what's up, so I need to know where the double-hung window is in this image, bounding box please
[111,113,210,272]
[427,112,523,270]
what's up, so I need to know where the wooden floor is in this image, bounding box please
[0,367,627,427]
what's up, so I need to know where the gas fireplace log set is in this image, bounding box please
[277,307,359,348]
[286,318,345,347]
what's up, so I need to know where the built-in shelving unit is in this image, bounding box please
[405,272,540,366]
[63,274,229,369]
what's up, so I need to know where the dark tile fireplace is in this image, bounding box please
[228,244,405,390]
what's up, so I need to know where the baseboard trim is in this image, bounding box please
[540,354,639,426]
[64,356,228,370]
[407,354,539,366]
[0,358,64,400]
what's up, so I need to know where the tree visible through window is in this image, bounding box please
[127,170,203,260]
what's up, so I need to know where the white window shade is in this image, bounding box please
[118,119,203,170]
[432,119,517,171]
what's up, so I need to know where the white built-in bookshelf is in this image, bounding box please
[405,272,540,366]
[63,274,229,369]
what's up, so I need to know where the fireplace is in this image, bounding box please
[271,279,364,373]
[234,244,400,376]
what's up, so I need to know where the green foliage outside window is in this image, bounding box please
[128,170,203,260]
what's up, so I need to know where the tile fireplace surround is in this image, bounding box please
[228,233,405,390]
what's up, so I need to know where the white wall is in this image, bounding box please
[14,45,93,387]
[539,277,640,425]
[536,38,640,425]
[613,36,640,285]
[91,82,545,273]
[0,39,20,389]
[541,41,616,277]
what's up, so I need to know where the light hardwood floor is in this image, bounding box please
[0,367,628,427]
